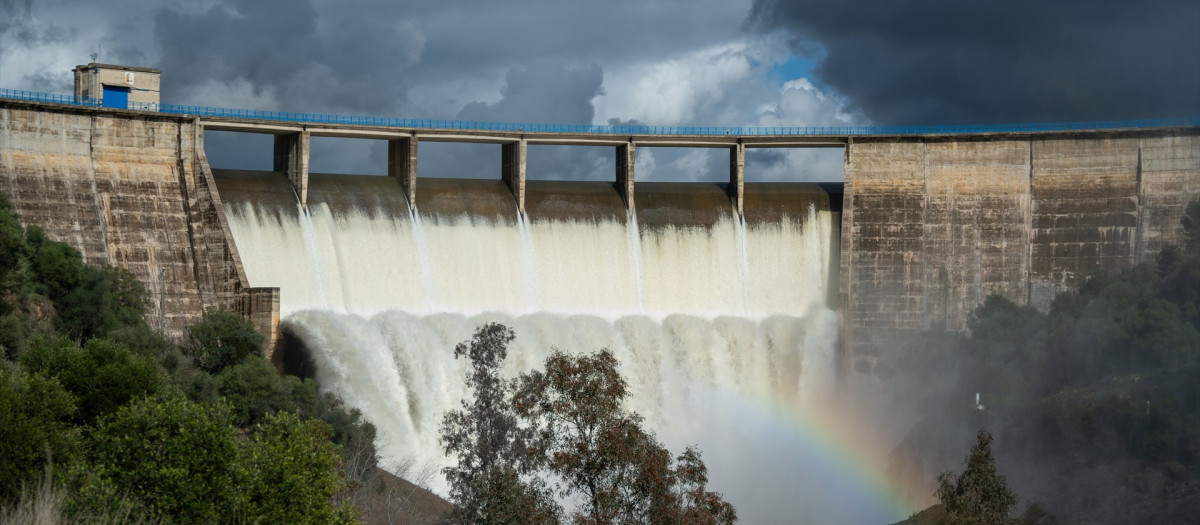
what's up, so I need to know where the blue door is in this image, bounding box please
[102,85,130,109]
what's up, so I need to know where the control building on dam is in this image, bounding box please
[1,71,1198,373]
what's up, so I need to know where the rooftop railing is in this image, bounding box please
[3,87,1198,137]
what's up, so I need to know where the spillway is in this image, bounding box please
[214,170,902,524]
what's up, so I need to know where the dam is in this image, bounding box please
[1,86,1198,522]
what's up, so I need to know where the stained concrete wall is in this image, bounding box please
[0,100,278,350]
[841,129,1200,373]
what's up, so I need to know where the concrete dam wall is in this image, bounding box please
[1,99,1198,376]
[841,131,1200,373]
[0,100,278,342]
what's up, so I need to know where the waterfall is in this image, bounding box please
[219,173,854,523]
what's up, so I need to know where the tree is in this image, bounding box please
[935,430,1016,525]
[185,307,264,374]
[514,349,736,525]
[441,325,736,524]
[440,323,559,525]
[515,349,668,524]
[671,447,738,525]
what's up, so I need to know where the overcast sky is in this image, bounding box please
[2,0,1197,181]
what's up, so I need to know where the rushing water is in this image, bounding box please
[220,182,904,523]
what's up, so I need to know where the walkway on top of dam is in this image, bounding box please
[4,87,1199,147]
[5,87,1200,216]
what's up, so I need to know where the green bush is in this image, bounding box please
[0,313,28,360]
[104,322,172,361]
[22,228,149,341]
[240,411,357,524]
[20,336,164,424]
[217,356,321,426]
[24,228,82,299]
[56,265,148,341]
[78,395,359,523]
[185,308,264,374]
[0,362,79,502]
[78,395,245,521]
[0,192,23,277]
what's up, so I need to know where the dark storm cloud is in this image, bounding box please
[148,0,746,118]
[11,0,834,180]
[457,62,603,125]
[153,0,424,114]
[748,0,1200,125]
[144,0,748,175]
[398,0,746,78]
[0,0,32,35]
[418,62,611,180]
[1,0,69,51]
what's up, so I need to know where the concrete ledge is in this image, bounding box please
[233,287,281,361]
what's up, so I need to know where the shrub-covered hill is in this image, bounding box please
[0,191,444,523]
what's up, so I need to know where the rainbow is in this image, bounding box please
[696,387,928,524]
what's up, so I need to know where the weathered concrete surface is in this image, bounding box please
[273,131,310,208]
[842,129,1200,373]
[616,143,635,212]
[0,100,278,350]
[840,139,928,370]
[387,136,418,209]
[925,139,1032,324]
[728,143,745,217]
[1138,134,1200,259]
[502,139,527,214]
[1029,135,1140,307]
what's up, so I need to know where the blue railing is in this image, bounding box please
[3,87,1198,137]
[1,88,103,107]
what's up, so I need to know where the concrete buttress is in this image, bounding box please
[273,131,310,208]
[502,139,527,214]
[729,142,745,217]
[388,136,418,210]
[617,142,635,213]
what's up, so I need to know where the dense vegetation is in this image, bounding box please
[893,201,1200,523]
[934,430,1017,525]
[440,323,737,525]
[0,192,388,523]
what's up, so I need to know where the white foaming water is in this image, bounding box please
[225,199,850,523]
